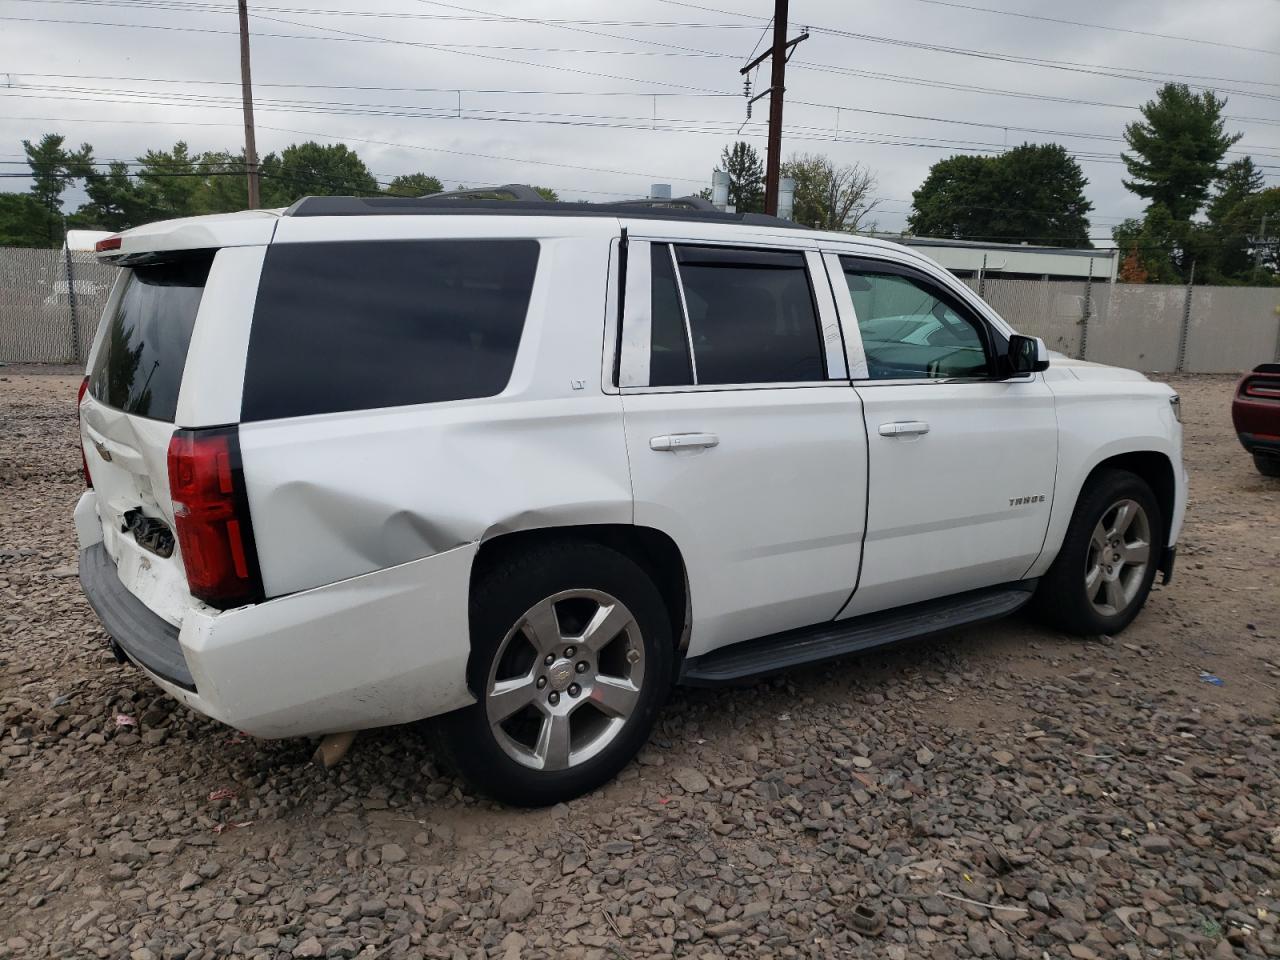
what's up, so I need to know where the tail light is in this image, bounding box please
[1241,376,1280,401]
[167,426,264,609]
[77,376,92,488]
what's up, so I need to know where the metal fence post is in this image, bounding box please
[1175,260,1195,374]
[1079,257,1093,360]
[62,241,83,363]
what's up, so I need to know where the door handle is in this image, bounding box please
[649,432,720,452]
[879,421,930,438]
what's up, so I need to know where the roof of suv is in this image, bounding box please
[284,195,808,229]
[98,196,931,266]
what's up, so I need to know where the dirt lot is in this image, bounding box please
[1,371,1277,960]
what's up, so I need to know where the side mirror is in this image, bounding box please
[1007,334,1050,375]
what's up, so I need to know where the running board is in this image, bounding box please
[679,581,1038,686]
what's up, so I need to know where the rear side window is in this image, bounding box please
[242,239,539,421]
[88,254,213,422]
[673,245,824,385]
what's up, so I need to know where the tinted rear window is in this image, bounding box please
[242,239,539,421]
[88,254,212,422]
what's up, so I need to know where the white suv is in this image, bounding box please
[76,194,1185,805]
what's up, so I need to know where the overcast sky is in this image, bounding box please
[1,0,1278,242]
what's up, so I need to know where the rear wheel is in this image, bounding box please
[1033,469,1162,636]
[1255,453,1280,478]
[434,541,673,806]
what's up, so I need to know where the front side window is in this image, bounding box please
[841,263,989,380]
[653,245,824,386]
[242,239,539,421]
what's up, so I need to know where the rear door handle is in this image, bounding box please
[879,420,930,438]
[650,432,720,452]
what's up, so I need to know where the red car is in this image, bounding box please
[1233,364,1280,477]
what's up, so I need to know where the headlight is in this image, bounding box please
[1169,394,1182,422]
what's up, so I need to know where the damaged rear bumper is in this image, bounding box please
[79,535,478,739]
[80,542,196,690]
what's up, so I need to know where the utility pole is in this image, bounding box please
[740,0,807,216]
[237,0,260,209]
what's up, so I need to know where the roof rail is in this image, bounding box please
[421,184,546,202]
[284,194,807,230]
[611,195,718,211]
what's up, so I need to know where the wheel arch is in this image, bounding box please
[1082,450,1176,553]
[471,524,691,656]
[1028,443,1181,581]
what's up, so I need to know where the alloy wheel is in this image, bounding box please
[484,589,645,771]
[1084,498,1151,617]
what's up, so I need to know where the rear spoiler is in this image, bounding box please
[93,210,282,263]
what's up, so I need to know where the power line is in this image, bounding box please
[19,0,1280,84]
[0,109,712,184]
[790,60,1280,127]
[6,0,751,26]
[8,10,1280,126]
[406,0,728,58]
[0,71,740,98]
[654,0,1280,99]
[886,0,1280,59]
[5,86,1280,175]
[795,31,1280,101]
[0,15,737,94]
[6,70,1279,158]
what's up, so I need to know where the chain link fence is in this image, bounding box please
[0,245,118,364]
[1,244,1278,371]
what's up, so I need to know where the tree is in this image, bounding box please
[0,193,62,246]
[1116,244,1149,284]
[1122,84,1240,221]
[533,186,559,202]
[781,153,879,231]
[1208,157,1264,226]
[22,133,93,213]
[189,151,250,215]
[1219,187,1280,282]
[718,142,764,213]
[134,142,210,221]
[259,142,378,206]
[909,144,1093,247]
[386,173,443,197]
[74,161,152,232]
[1110,205,1218,283]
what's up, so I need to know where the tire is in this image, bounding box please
[433,540,674,806]
[1032,469,1163,636]
[1255,453,1280,478]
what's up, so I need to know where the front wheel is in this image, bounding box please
[1033,469,1163,636]
[433,541,673,806]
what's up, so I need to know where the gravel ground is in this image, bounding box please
[1,371,1277,960]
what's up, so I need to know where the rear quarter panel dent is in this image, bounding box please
[238,230,630,598]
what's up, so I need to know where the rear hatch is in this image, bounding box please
[80,252,212,626]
